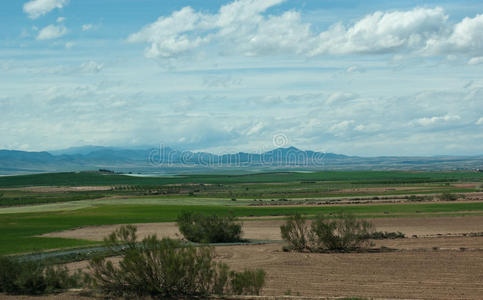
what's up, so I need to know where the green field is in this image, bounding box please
[1,171,481,208]
[1,170,482,187]
[2,202,483,255]
[0,170,482,255]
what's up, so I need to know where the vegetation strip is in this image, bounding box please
[2,201,483,255]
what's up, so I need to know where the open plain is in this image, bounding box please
[1,170,482,299]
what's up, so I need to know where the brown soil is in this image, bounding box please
[60,238,483,300]
[34,215,483,299]
[216,243,483,299]
[42,215,483,242]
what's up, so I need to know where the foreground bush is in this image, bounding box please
[89,225,265,299]
[0,256,81,295]
[177,211,243,243]
[281,213,375,252]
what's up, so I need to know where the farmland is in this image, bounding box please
[1,170,483,298]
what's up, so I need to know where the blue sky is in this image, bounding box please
[1,0,483,156]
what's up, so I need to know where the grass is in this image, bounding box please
[0,190,109,207]
[2,201,483,255]
[0,170,481,255]
[0,170,480,209]
[0,170,482,187]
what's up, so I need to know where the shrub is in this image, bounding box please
[439,192,462,201]
[280,213,375,252]
[177,212,243,243]
[407,195,433,202]
[88,225,265,299]
[0,256,81,295]
[230,269,266,296]
[310,214,374,251]
[280,213,311,251]
[365,231,405,239]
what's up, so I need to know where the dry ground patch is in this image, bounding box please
[42,215,483,242]
[36,215,483,299]
[60,241,483,299]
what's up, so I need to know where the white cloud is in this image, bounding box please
[23,0,69,19]
[346,65,366,73]
[82,24,93,31]
[65,41,74,49]
[468,56,483,65]
[311,7,449,56]
[326,92,358,105]
[412,114,461,126]
[245,122,264,136]
[79,61,104,74]
[477,117,483,125]
[36,24,67,40]
[57,16,65,23]
[129,2,483,60]
[354,123,382,132]
[329,120,355,135]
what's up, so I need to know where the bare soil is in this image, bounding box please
[60,238,483,300]
[32,215,483,299]
[42,215,483,241]
[216,243,483,299]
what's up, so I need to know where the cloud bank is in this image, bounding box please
[129,0,483,60]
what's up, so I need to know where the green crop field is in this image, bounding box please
[0,170,482,187]
[2,202,483,255]
[0,171,481,208]
[0,170,482,255]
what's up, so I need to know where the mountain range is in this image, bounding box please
[0,146,482,175]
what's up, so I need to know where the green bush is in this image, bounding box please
[230,269,266,296]
[365,231,405,239]
[88,225,265,299]
[280,213,375,252]
[280,213,311,251]
[310,214,374,251]
[439,192,462,201]
[407,195,433,202]
[0,256,81,295]
[177,212,243,243]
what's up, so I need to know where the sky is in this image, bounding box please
[1,0,482,156]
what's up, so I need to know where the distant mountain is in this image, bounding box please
[0,146,482,175]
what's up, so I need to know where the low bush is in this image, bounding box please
[365,231,405,239]
[177,212,243,243]
[310,214,374,251]
[280,213,311,251]
[280,213,375,252]
[0,256,81,295]
[407,195,433,202]
[88,225,265,299]
[439,192,464,201]
[230,269,266,296]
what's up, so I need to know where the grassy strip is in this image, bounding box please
[1,201,483,255]
[1,170,481,187]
